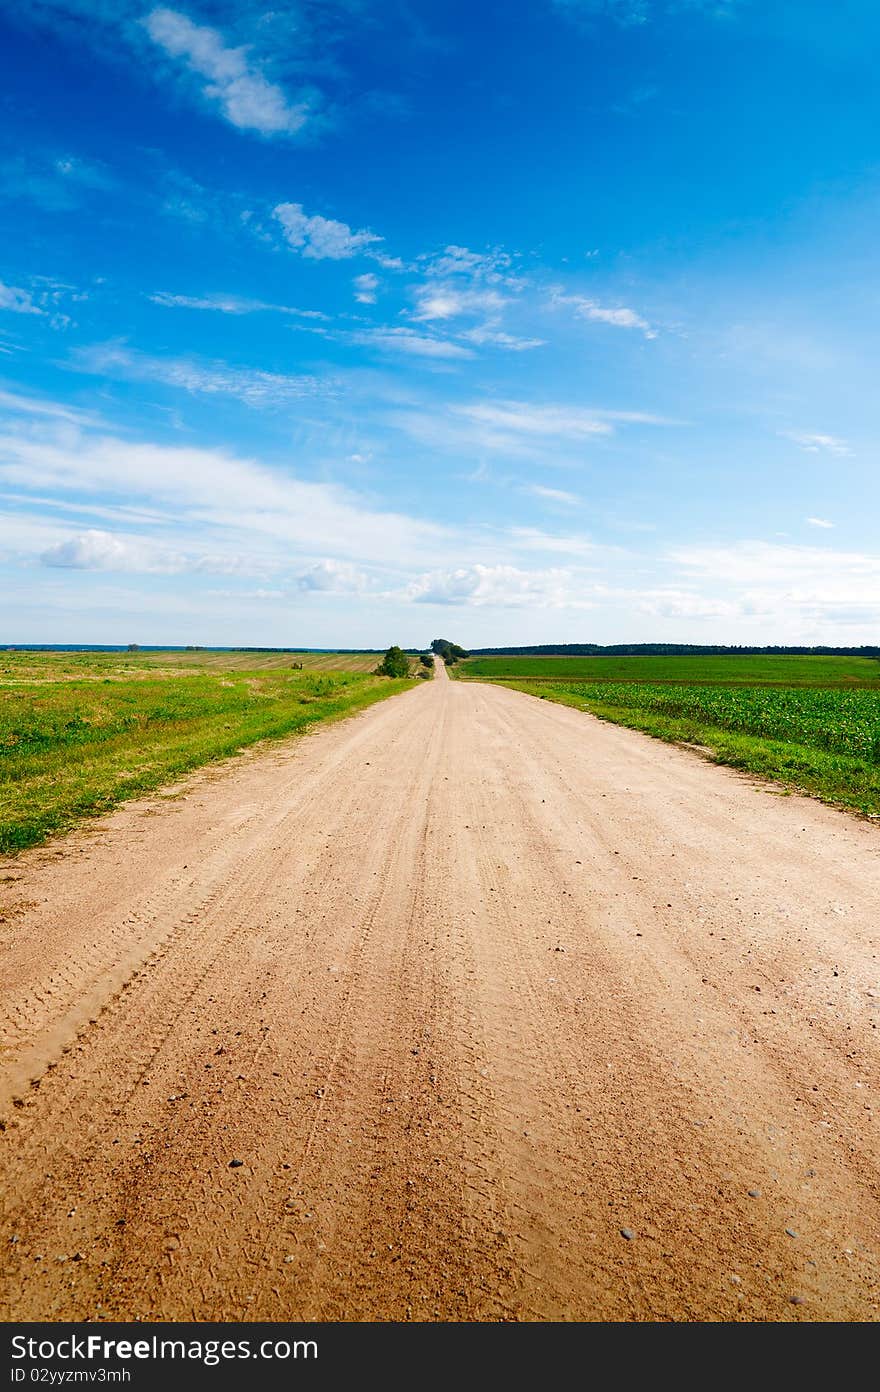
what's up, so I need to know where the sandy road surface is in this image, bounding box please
[1,659,879,1322]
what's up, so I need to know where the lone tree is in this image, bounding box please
[376,645,410,678]
[430,637,469,665]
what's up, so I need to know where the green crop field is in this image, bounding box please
[0,653,415,854]
[460,653,880,686]
[465,656,880,818]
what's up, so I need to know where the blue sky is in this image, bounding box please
[1,0,878,647]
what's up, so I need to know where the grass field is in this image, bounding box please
[0,649,396,681]
[460,653,880,686]
[0,653,415,853]
[464,655,880,817]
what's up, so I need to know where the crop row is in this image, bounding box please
[554,682,880,763]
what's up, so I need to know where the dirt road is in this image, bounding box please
[2,660,879,1321]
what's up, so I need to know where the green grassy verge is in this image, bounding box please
[0,668,413,854]
[495,681,880,818]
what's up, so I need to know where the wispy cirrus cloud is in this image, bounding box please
[781,430,851,456]
[454,401,613,440]
[521,483,580,505]
[391,397,676,459]
[149,290,328,319]
[552,289,657,338]
[0,411,450,575]
[0,387,104,427]
[669,539,880,628]
[805,516,834,529]
[0,281,44,316]
[143,8,308,137]
[352,327,475,360]
[553,1,745,28]
[71,341,334,407]
[274,202,382,260]
[459,326,546,351]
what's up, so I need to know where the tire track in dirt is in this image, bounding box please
[1,662,879,1320]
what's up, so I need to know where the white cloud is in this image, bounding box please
[806,516,834,529]
[412,285,506,322]
[671,540,880,585]
[781,430,851,456]
[72,341,333,407]
[631,587,742,620]
[553,289,656,338]
[0,414,451,574]
[506,527,597,557]
[522,483,580,505]
[460,327,545,351]
[42,528,186,574]
[149,291,328,319]
[143,8,307,136]
[0,281,44,316]
[297,559,369,593]
[669,540,880,627]
[0,388,103,427]
[353,273,379,304]
[406,563,595,609]
[455,401,614,440]
[421,245,519,285]
[274,202,382,260]
[354,327,474,360]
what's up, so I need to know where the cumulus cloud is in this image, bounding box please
[143,8,307,136]
[412,285,506,322]
[40,526,252,576]
[274,202,382,260]
[353,273,379,304]
[42,528,186,574]
[406,563,592,608]
[296,559,369,593]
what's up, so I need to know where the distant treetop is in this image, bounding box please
[430,638,470,665]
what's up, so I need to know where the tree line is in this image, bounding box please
[467,643,880,658]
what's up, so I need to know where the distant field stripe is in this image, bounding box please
[460,654,880,687]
